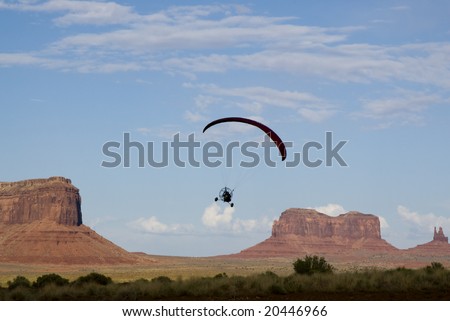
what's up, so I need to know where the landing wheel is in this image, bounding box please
[230,203,234,207]
[214,197,218,202]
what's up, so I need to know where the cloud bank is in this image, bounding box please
[398,205,450,232]
[129,216,193,234]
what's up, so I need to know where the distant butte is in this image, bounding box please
[407,226,450,255]
[235,208,398,258]
[0,177,147,265]
[234,208,450,263]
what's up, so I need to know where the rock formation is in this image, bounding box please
[0,177,145,265]
[272,208,381,239]
[0,177,82,226]
[236,208,397,258]
[407,226,450,256]
[433,227,448,242]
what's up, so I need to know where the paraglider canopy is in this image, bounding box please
[202,117,286,161]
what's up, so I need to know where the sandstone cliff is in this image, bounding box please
[0,177,145,265]
[272,208,381,239]
[0,176,81,226]
[236,208,397,258]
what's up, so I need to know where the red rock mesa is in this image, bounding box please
[236,208,397,258]
[0,177,141,264]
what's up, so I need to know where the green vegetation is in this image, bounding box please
[293,255,334,275]
[0,261,449,300]
[426,262,445,272]
[73,272,113,286]
[33,273,70,288]
[7,276,31,290]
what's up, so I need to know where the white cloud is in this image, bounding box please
[0,52,141,73]
[235,101,263,114]
[311,203,346,216]
[1,2,449,93]
[312,204,389,231]
[135,125,180,140]
[77,61,142,73]
[398,205,450,233]
[298,108,335,123]
[129,216,193,234]
[231,217,273,233]
[136,127,152,135]
[187,83,334,123]
[50,8,345,53]
[135,78,153,85]
[231,44,450,88]
[194,95,219,110]
[378,215,390,229]
[356,91,442,127]
[50,5,324,52]
[201,202,273,233]
[390,5,410,11]
[0,3,350,76]
[184,110,207,122]
[202,203,234,228]
[0,0,139,26]
[200,85,324,109]
[0,52,58,67]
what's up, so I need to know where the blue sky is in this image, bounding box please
[1,0,450,256]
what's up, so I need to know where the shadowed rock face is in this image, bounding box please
[0,177,82,226]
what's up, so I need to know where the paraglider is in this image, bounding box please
[215,187,234,207]
[203,117,286,207]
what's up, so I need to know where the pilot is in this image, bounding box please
[222,190,232,203]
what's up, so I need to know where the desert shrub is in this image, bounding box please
[33,273,69,288]
[214,272,228,279]
[425,262,445,273]
[8,276,31,290]
[73,272,112,286]
[269,283,287,295]
[112,277,179,300]
[263,271,279,279]
[151,276,172,284]
[182,277,215,297]
[283,274,304,293]
[225,272,287,298]
[394,266,413,273]
[114,281,151,300]
[293,255,334,275]
[7,287,33,300]
[230,276,247,291]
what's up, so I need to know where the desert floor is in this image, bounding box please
[1,252,450,285]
